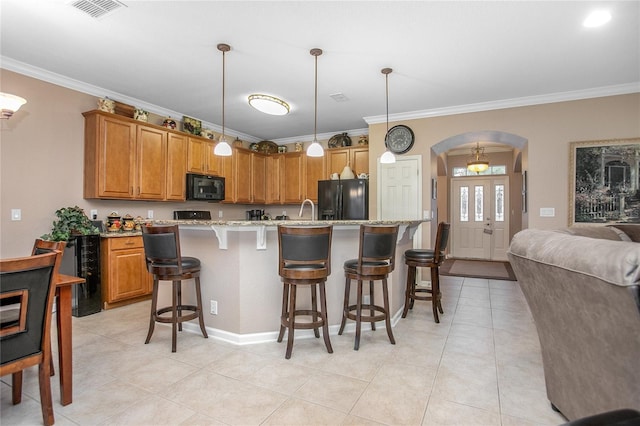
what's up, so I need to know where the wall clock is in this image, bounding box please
[385,125,414,154]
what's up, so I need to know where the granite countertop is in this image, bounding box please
[152,219,425,226]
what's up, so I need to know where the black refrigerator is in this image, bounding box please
[317,179,369,220]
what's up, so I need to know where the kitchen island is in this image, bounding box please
[150,219,427,345]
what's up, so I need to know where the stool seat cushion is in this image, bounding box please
[283,263,325,271]
[153,256,200,270]
[405,249,436,261]
[343,259,389,272]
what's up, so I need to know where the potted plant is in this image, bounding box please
[41,206,100,242]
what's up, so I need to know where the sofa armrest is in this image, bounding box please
[508,229,640,286]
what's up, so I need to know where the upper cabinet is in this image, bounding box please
[325,146,369,178]
[187,137,221,176]
[83,111,181,201]
[305,154,326,202]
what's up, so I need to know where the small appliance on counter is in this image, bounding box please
[173,210,212,220]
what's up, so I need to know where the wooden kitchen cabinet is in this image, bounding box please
[305,154,326,202]
[265,154,283,204]
[325,146,369,178]
[100,236,152,309]
[234,148,252,203]
[187,137,221,176]
[282,152,304,204]
[251,152,266,204]
[84,110,175,201]
[166,132,187,201]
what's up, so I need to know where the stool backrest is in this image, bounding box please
[278,226,333,279]
[433,222,451,264]
[1,252,61,365]
[357,225,399,275]
[142,225,184,274]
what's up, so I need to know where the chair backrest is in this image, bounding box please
[278,226,332,280]
[356,225,399,275]
[141,225,184,274]
[32,239,67,256]
[433,222,451,264]
[0,252,61,365]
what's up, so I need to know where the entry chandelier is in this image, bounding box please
[248,94,290,115]
[467,142,490,173]
[380,68,396,164]
[306,48,324,157]
[0,92,27,119]
[214,43,232,156]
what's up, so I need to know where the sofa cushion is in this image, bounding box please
[608,224,640,243]
[509,229,640,286]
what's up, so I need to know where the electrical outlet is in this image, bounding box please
[90,209,98,220]
[11,209,21,221]
[218,210,223,218]
[282,210,287,216]
[147,210,154,219]
[210,300,218,315]
[363,295,370,305]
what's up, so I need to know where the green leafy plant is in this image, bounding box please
[41,206,99,242]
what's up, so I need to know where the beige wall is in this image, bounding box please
[369,93,640,245]
[1,69,639,258]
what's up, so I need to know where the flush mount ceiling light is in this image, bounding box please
[214,43,232,157]
[306,48,324,158]
[467,142,490,173]
[0,92,27,119]
[583,10,611,27]
[380,68,396,164]
[248,94,290,116]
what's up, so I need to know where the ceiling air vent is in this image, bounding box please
[70,0,126,19]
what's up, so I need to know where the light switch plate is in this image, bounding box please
[11,209,21,221]
[540,207,555,217]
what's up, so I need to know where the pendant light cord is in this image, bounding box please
[222,48,226,139]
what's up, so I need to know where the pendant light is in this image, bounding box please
[467,142,490,173]
[380,68,396,164]
[214,43,232,156]
[306,48,324,157]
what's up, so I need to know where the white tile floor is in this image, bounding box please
[1,275,567,425]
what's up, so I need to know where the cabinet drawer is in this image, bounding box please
[108,236,144,250]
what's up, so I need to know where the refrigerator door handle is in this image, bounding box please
[336,184,343,220]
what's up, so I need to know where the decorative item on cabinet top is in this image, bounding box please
[201,129,215,140]
[358,135,368,145]
[255,140,279,154]
[162,117,177,129]
[98,97,116,113]
[133,108,149,122]
[328,132,352,148]
[183,115,202,136]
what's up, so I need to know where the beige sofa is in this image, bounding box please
[507,225,640,421]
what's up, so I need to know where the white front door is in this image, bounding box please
[451,176,510,261]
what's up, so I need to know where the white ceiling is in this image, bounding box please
[1,1,639,144]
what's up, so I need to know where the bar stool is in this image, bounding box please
[403,222,450,323]
[277,225,333,359]
[339,225,399,350]
[141,225,208,352]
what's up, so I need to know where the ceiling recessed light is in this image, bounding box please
[248,94,290,115]
[583,10,611,27]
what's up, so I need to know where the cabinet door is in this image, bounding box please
[304,154,326,202]
[97,115,136,198]
[136,126,167,199]
[234,148,252,203]
[166,132,187,201]
[204,141,221,175]
[187,137,206,173]
[351,146,369,176]
[251,152,266,203]
[282,152,304,204]
[219,154,234,203]
[266,155,282,204]
[108,248,150,302]
[326,148,349,178]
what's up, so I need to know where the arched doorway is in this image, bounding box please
[431,131,528,260]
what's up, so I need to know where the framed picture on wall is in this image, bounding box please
[569,138,640,225]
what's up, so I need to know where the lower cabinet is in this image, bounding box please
[101,236,152,309]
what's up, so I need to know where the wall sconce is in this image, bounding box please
[0,92,27,119]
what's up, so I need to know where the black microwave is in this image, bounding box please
[186,173,225,202]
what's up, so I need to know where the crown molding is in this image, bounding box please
[363,82,640,125]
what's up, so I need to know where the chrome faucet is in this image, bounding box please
[299,199,315,220]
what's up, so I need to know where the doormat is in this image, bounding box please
[440,259,517,281]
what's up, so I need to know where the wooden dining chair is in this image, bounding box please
[0,251,62,426]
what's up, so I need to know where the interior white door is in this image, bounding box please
[451,176,509,261]
[377,156,421,221]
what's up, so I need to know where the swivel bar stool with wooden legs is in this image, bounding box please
[141,225,208,352]
[403,222,450,323]
[339,224,399,350]
[277,225,333,359]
